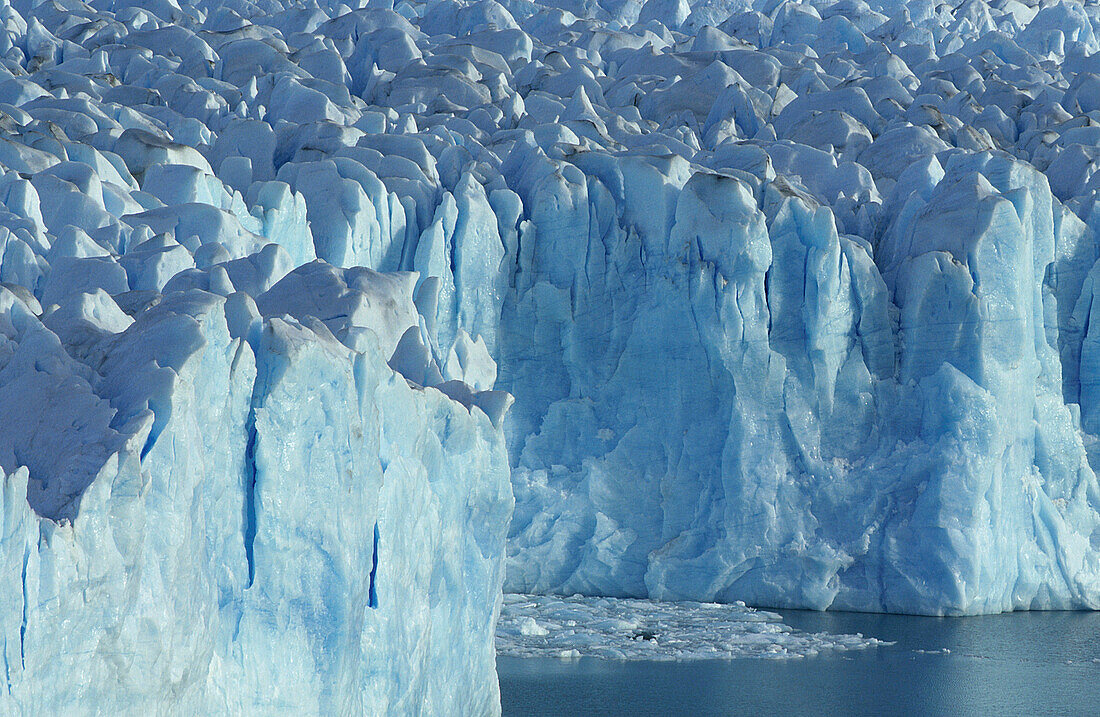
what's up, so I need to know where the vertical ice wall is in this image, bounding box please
[0,280,512,712]
[0,0,522,709]
[497,143,1100,614]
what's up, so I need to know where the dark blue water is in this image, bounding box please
[498,609,1100,716]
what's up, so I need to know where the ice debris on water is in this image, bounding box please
[496,594,890,660]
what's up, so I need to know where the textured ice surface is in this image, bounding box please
[488,3,1100,616]
[496,594,888,660]
[2,0,1100,709]
[0,285,513,713]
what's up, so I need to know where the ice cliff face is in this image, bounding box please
[0,279,512,712]
[2,0,1100,706]
[489,0,1100,615]
[503,145,1100,615]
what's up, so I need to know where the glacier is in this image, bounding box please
[0,0,1099,709]
[491,0,1100,616]
[1,279,514,713]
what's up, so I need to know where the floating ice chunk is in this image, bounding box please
[6,2,1100,711]
[518,616,549,636]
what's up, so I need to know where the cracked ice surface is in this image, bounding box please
[496,594,889,660]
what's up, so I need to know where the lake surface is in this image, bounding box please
[498,609,1100,716]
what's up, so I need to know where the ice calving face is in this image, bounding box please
[0,0,1100,712]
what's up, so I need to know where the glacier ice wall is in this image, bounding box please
[0,0,527,708]
[0,7,1099,714]
[504,147,1100,614]
[0,280,513,713]
[489,0,1100,613]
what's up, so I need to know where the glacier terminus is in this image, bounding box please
[0,0,1097,711]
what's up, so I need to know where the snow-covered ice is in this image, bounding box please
[496,593,888,660]
[0,0,1099,709]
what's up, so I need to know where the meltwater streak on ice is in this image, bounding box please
[496,594,888,660]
